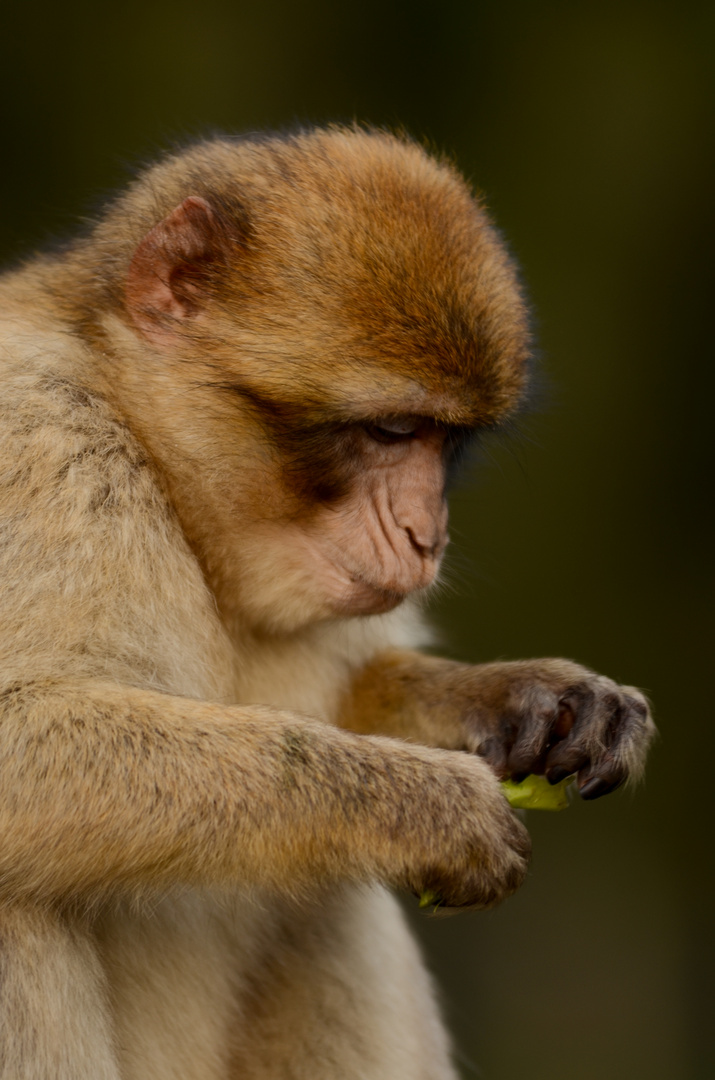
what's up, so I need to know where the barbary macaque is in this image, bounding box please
[0,126,653,1079]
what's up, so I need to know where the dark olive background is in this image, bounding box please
[1,3,712,1078]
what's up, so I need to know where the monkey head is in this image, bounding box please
[103,128,531,632]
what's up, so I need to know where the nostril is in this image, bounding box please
[405,527,440,559]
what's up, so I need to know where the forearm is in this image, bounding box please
[338,649,654,793]
[0,677,512,906]
[340,649,608,745]
[337,649,477,747]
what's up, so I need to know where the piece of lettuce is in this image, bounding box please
[500,773,573,811]
[418,774,573,909]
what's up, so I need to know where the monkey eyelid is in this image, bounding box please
[364,416,422,443]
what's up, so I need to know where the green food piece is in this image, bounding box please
[418,889,442,909]
[500,773,573,811]
[418,773,574,909]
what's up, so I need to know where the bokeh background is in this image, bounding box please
[1,3,712,1078]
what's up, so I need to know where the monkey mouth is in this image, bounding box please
[333,570,416,616]
[322,544,442,616]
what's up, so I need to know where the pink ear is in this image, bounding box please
[125,196,229,342]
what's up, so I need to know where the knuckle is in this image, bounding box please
[458,847,529,909]
[600,690,622,714]
[545,742,589,772]
[624,693,650,722]
[475,734,509,773]
[560,682,595,709]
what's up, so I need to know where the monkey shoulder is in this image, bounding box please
[0,314,231,696]
[0,338,162,556]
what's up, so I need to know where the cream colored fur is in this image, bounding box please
[0,306,461,1078]
[0,128,652,1079]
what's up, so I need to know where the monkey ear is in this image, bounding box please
[125,196,232,342]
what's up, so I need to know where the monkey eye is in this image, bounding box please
[364,416,421,443]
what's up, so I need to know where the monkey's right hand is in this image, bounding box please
[377,746,531,910]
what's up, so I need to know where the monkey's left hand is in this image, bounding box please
[340,652,655,800]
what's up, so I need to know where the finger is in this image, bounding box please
[542,698,579,782]
[608,690,654,781]
[476,734,510,778]
[543,685,599,780]
[578,772,624,800]
[506,687,560,778]
[551,699,576,740]
[577,691,652,795]
[544,680,625,783]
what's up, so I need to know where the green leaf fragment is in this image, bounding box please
[500,773,573,811]
[418,889,442,909]
[417,774,574,909]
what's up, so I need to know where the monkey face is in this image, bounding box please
[238,417,452,626]
[114,130,531,632]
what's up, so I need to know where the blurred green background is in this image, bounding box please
[1,3,712,1078]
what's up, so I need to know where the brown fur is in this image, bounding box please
[0,126,653,1078]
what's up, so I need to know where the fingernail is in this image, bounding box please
[579,776,611,800]
[546,766,571,785]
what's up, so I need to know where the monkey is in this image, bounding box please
[0,126,654,1080]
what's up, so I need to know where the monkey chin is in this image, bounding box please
[336,580,407,618]
[336,574,421,617]
[234,567,416,636]
[326,559,441,621]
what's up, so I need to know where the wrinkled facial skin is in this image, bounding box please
[293,418,452,615]
[227,411,466,632]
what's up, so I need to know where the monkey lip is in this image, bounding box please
[334,565,434,615]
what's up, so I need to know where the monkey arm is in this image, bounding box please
[338,649,655,799]
[0,677,529,909]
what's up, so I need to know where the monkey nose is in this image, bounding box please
[405,525,447,561]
